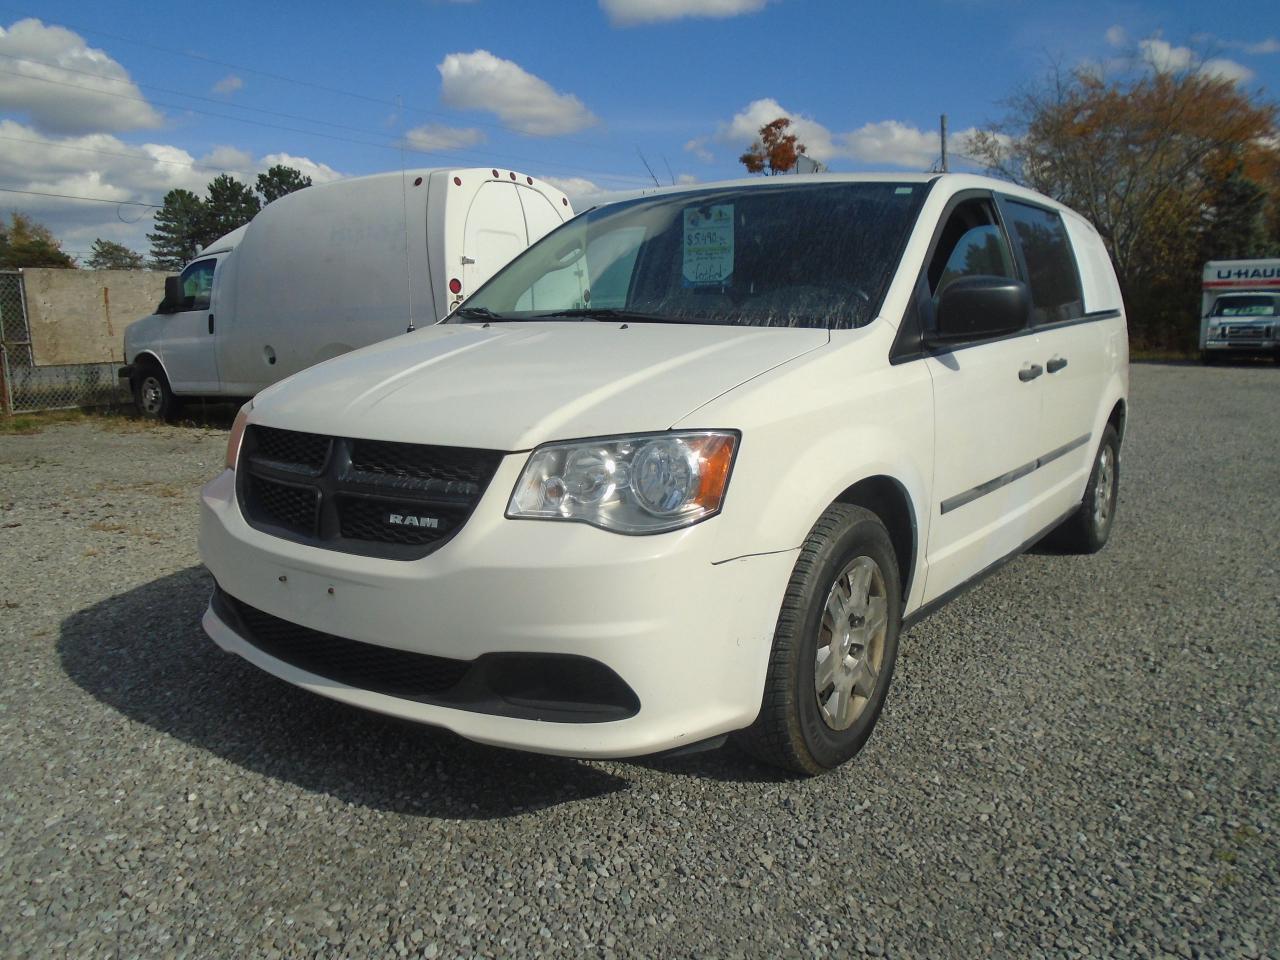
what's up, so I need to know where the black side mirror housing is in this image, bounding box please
[160,275,185,314]
[930,276,1030,345]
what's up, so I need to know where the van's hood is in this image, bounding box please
[252,321,829,450]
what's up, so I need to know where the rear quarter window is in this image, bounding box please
[1002,200,1084,325]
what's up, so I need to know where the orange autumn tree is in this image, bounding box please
[740,117,807,175]
[970,65,1279,351]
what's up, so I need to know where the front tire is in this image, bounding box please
[735,504,901,775]
[1048,424,1120,554]
[132,363,181,421]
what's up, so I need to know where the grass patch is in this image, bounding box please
[1130,347,1196,362]
[0,410,86,435]
[87,520,129,534]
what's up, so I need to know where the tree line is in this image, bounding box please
[0,164,312,272]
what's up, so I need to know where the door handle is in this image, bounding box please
[1046,356,1068,373]
[1018,363,1044,382]
[208,314,215,334]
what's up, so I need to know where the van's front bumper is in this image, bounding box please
[1204,336,1279,354]
[198,465,797,758]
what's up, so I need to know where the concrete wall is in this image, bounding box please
[21,268,165,365]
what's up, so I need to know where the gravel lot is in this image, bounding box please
[1,363,1277,959]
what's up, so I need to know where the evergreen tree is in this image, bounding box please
[1202,171,1274,260]
[256,165,312,205]
[201,174,261,248]
[147,189,205,269]
[86,238,145,270]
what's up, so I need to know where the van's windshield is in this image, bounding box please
[1212,295,1278,317]
[451,182,928,330]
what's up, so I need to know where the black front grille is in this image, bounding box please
[237,425,503,560]
[352,438,497,489]
[253,425,330,473]
[248,475,318,534]
[338,496,466,546]
[223,592,470,697]
[1224,325,1269,339]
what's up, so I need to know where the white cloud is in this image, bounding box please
[1139,38,1195,73]
[1138,37,1253,84]
[0,18,164,134]
[1105,25,1127,48]
[601,0,769,26]
[212,73,243,95]
[403,122,486,152]
[1200,58,1255,84]
[437,50,596,136]
[258,152,342,185]
[684,137,714,163]
[1240,38,1280,54]
[711,98,983,171]
[676,173,698,185]
[0,120,342,254]
[540,175,601,203]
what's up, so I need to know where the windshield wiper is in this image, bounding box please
[452,305,507,322]
[527,308,689,323]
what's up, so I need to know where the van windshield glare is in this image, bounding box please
[451,182,929,330]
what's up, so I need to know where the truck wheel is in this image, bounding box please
[1201,351,1217,365]
[133,363,181,421]
[735,504,901,776]
[1047,424,1120,554]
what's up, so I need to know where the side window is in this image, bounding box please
[1001,201,1083,325]
[179,259,216,311]
[926,198,1016,298]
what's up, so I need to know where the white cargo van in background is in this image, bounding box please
[1199,258,1280,364]
[121,168,573,417]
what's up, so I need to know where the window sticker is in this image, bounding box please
[683,204,734,286]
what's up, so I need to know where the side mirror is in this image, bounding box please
[930,276,1030,344]
[160,275,185,314]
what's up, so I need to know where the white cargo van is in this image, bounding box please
[121,168,573,417]
[1199,258,1280,363]
[199,174,1129,775]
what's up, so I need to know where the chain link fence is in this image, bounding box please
[0,271,128,414]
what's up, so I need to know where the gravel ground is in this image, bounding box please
[1,363,1277,959]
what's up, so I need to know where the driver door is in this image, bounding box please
[161,257,221,393]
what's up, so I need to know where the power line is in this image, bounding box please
[0,50,414,141]
[0,185,161,207]
[0,8,644,161]
[0,132,250,176]
[0,65,651,187]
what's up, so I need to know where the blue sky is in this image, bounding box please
[1,0,1277,258]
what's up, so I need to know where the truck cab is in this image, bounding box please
[121,169,573,418]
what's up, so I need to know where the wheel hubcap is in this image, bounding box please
[1093,446,1115,529]
[814,556,888,731]
[140,376,163,415]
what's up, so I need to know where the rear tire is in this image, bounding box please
[735,504,901,776]
[1047,424,1120,554]
[132,362,181,421]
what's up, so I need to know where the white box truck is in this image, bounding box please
[121,167,574,417]
[1200,258,1280,364]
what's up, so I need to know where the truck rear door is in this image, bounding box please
[462,182,527,294]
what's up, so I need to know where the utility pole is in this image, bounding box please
[940,114,949,173]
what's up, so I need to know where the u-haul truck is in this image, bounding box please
[1200,258,1280,363]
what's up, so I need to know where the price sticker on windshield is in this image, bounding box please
[683,204,734,286]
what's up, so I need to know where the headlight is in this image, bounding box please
[507,431,738,534]
[225,400,252,470]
